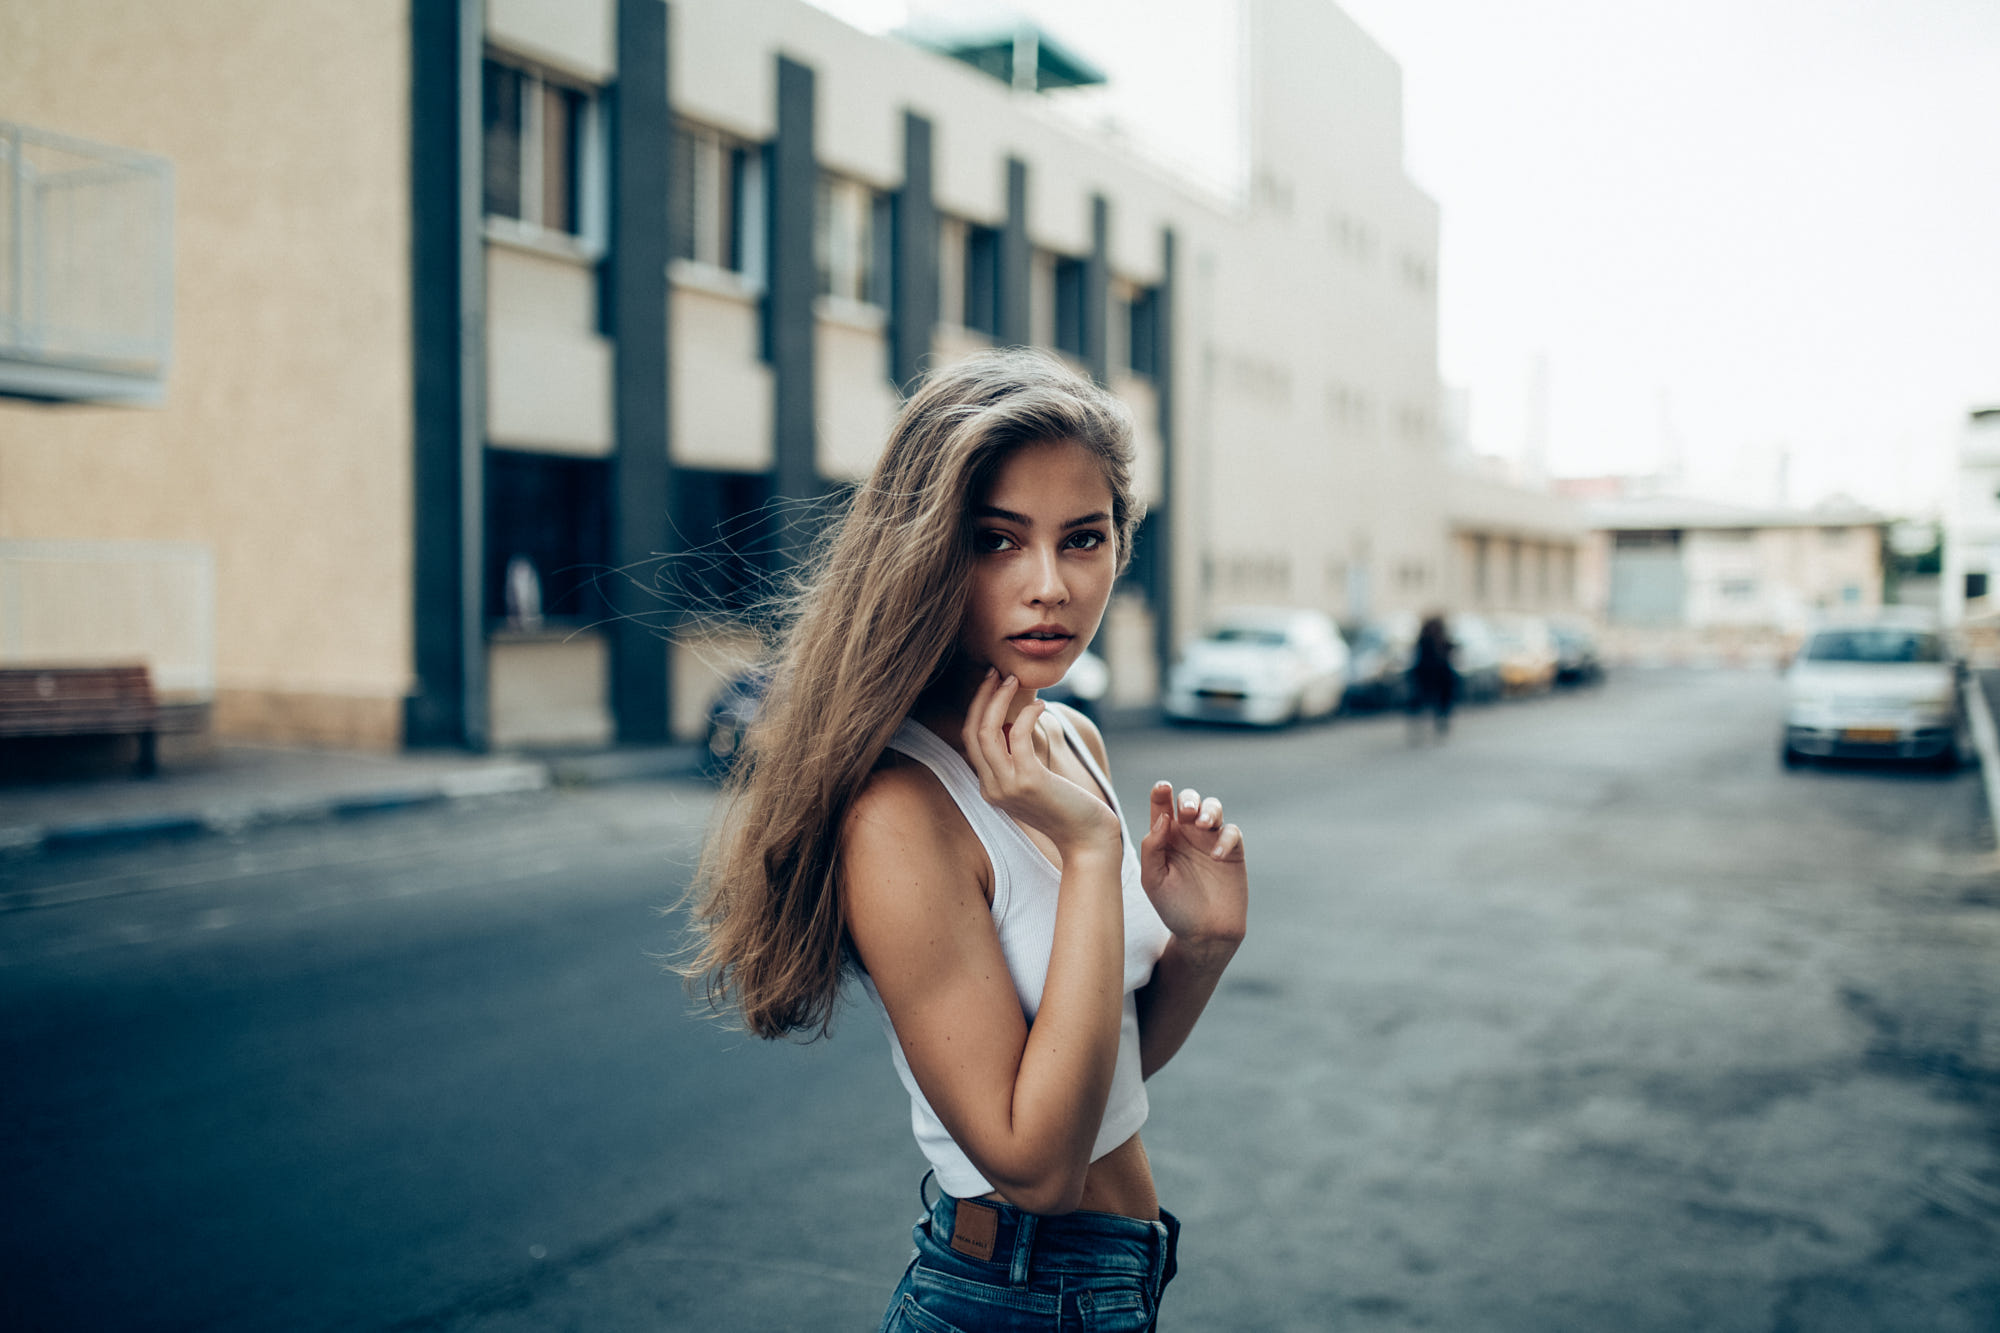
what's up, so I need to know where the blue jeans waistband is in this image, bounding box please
[925,1183,1180,1290]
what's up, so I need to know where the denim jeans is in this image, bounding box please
[877,1178,1181,1332]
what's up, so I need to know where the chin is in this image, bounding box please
[1011,657,1074,692]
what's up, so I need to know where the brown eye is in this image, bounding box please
[973,530,1016,553]
[1067,531,1107,551]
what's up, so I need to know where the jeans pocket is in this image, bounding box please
[887,1292,976,1333]
[1078,1285,1152,1332]
[905,1265,1061,1331]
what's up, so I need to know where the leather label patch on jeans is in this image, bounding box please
[949,1200,999,1261]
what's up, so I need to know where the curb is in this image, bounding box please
[1963,672,2000,856]
[2,759,553,860]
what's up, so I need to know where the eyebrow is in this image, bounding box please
[973,505,1110,529]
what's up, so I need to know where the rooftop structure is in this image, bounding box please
[897,10,1107,92]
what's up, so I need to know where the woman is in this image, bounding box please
[1407,612,1456,741]
[685,349,1248,1331]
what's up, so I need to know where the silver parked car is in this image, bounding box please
[1164,607,1349,727]
[1781,617,1962,768]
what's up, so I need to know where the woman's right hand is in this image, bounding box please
[962,669,1121,857]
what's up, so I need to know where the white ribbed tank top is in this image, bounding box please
[854,706,1171,1200]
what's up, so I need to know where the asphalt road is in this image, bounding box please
[3,670,1995,1332]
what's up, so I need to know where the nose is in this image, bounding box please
[1025,543,1069,607]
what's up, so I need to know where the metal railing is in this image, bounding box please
[0,121,173,403]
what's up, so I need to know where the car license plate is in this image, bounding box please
[1841,727,1899,744]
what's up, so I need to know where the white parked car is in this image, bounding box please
[1043,648,1110,719]
[1781,618,1962,768]
[1164,607,1349,726]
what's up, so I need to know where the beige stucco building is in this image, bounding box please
[1578,496,1885,663]
[1,0,414,747]
[4,0,1472,753]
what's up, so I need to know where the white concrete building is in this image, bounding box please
[1941,407,2000,638]
[5,0,1468,751]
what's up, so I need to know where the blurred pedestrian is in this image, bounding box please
[683,348,1247,1331]
[1407,612,1455,742]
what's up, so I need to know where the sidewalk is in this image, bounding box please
[0,741,704,858]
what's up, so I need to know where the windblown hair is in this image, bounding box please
[682,348,1141,1039]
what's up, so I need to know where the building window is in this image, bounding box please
[1051,255,1086,360]
[1127,285,1160,379]
[485,451,610,625]
[483,57,593,239]
[1720,577,1757,601]
[674,469,778,615]
[817,173,891,306]
[672,121,758,275]
[962,223,1001,337]
[1968,572,1990,600]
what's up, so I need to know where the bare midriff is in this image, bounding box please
[979,1131,1158,1220]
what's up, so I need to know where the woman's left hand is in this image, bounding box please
[1139,782,1248,956]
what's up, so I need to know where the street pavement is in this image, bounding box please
[3,670,1995,1331]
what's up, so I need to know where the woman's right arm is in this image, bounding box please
[842,677,1126,1216]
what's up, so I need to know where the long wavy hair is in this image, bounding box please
[682,348,1142,1040]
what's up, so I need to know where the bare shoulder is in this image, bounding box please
[1046,700,1112,772]
[841,751,988,919]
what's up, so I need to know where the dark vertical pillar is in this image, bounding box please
[998,157,1030,347]
[406,0,484,748]
[1084,194,1109,384]
[1153,227,1178,670]
[890,111,937,394]
[770,56,819,516]
[610,0,672,743]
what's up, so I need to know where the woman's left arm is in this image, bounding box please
[1132,781,1246,1078]
[1063,710,1247,1079]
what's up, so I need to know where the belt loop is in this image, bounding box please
[918,1169,936,1215]
[1155,1210,1181,1294]
[1009,1211,1038,1286]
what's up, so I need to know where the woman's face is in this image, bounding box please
[957,438,1118,692]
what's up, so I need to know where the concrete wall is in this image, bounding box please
[488,630,613,748]
[671,268,773,470]
[1443,470,1587,615]
[0,0,414,748]
[487,0,614,82]
[486,243,614,456]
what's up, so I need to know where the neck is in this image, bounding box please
[915,659,1038,750]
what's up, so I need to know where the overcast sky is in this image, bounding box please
[809,0,2000,515]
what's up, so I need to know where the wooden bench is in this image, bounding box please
[0,664,161,776]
